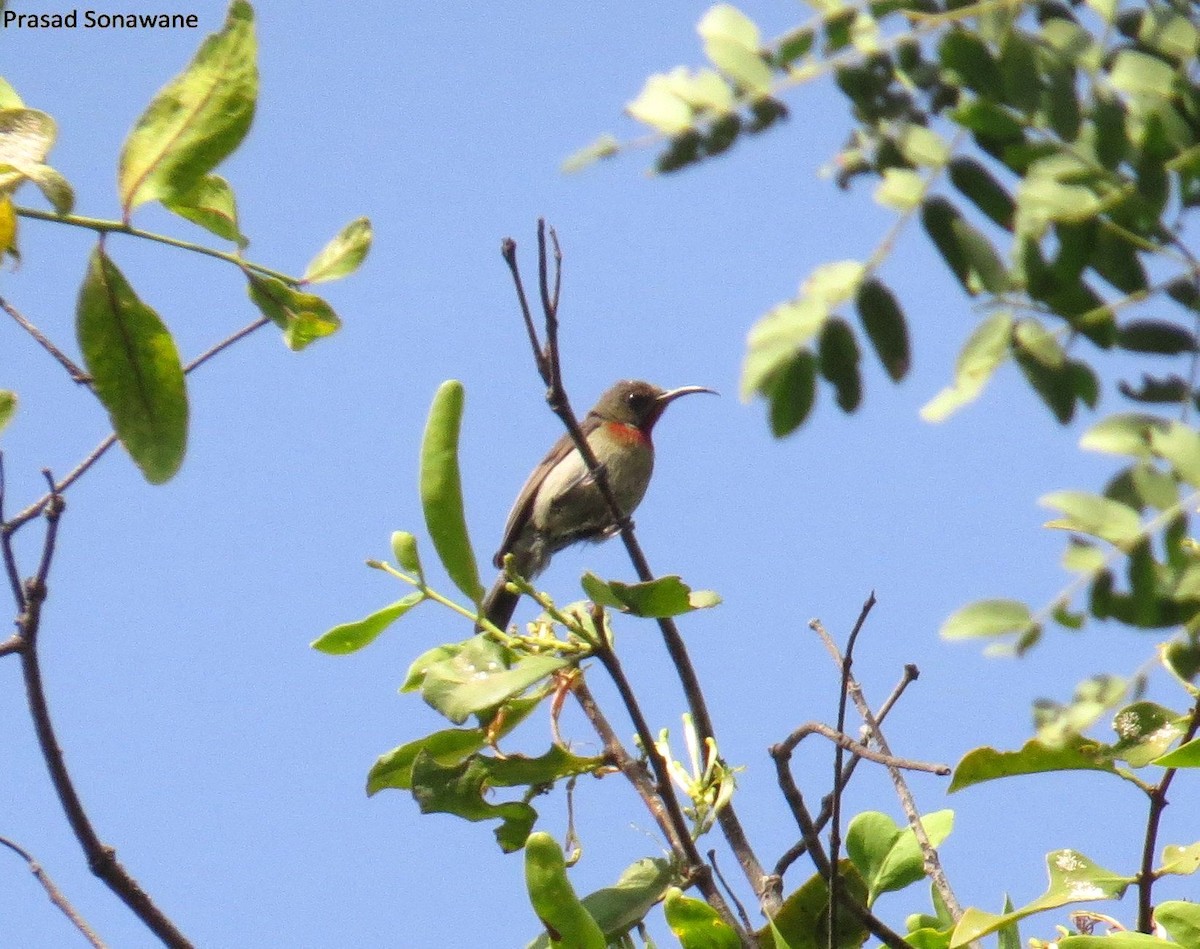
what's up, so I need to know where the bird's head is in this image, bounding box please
[593,379,717,432]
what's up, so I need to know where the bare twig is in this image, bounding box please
[778,721,948,774]
[14,473,193,947]
[828,593,876,947]
[587,617,745,940]
[709,848,754,935]
[774,664,919,878]
[0,835,107,948]
[6,316,272,532]
[1137,695,1200,931]
[0,296,91,384]
[503,221,777,918]
[0,453,27,608]
[769,738,909,949]
[812,618,962,922]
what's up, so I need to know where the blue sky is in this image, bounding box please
[2,2,1195,946]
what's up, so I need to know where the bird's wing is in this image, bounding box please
[492,431,581,569]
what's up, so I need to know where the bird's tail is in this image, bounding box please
[478,574,520,632]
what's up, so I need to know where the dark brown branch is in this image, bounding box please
[0,835,107,948]
[774,664,919,878]
[503,221,777,919]
[15,474,193,947]
[0,296,91,384]
[812,619,961,922]
[778,721,948,774]
[1137,695,1200,931]
[0,453,26,608]
[709,848,754,935]
[769,738,909,949]
[571,676,685,857]
[6,316,272,532]
[587,616,744,940]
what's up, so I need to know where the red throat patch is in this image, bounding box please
[602,420,651,446]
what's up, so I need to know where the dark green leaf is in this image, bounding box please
[1110,701,1188,766]
[118,1,257,211]
[484,745,608,787]
[999,33,1041,113]
[76,247,188,484]
[411,753,537,853]
[817,317,862,412]
[0,390,15,435]
[420,635,568,724]
[764,350,818,437]
[601,575,721,618]
[948,156,1015,230]
[855,278,910,381]
[939,30,1001,94]
[311,592,424,654]
[756,860,869,949]
[1117,320,1196,355]
[1090,229,1147,295]
[921,196,1008,294]
[420,380,485,604]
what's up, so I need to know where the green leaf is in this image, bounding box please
[846,810,954,906]
[1109,49,1177,99]
[1159,845,1200,876]
[1155,902,1200,947]
[0,79,23,110]
[948,850,1132,947]
[817,317,862,412]
[1041,490,1143,546]
[302,217,372,283]
[118,1,257,212]
[1152,736,1200,768]
[941,598,1034,640]
[0,390,15,435]
[420,380,484,604]
[1110,701,1188,766]
[1016,178,1102,239]
[921,312,1013,422]
[368,695,543,794]
[0,108,56,193]
[162,173,245,245]
[411,753,536,853]
[741,298,828,398]
[757,860,869,949]
[420,635,568,723]
[1117,319,1196,355]
[21,162,73,215]
[855,278,909,382]
[311,592,425,655]
[76,247,188,484]
[245,274,341,350]
[1090,229,1147,295]
[524,832,608,949]
[590,575,721,618]
[764,351,818,437]
[1150,422,1200,487]
[698,5,771,94]
[803,261,864,305]
[948,156,1015,230]
[899,124,950,168]
[391,530,424,579]
[938,30,1001,94]
[484,745,608,787]
[921,197,1008,295]
[1080,413,1165,458]
[949,736,1117,792]
[1012,319,1064,367]
[527,858,675,948]
[664,887,740,949]
[627,74,694,134]
[874,167,926,211]
[562,133,620,173]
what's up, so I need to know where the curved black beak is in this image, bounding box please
[657,385,718,406]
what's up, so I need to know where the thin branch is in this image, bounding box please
[769,737,909,949]
[774,664,919,878]
[503,221,777,916]
[14,206,296,285]
[15,473,193,947]
[571,676,686,857]
[588,623,746,942]
[1137,695,1200,931]
[0,296,91,384]
[778,721,948,774]
[828,593,876,949]
[709,848,754,935]
[6,316,272,532]
[812,619,963,922]
[0,835,107,948]
[0,453,27,609]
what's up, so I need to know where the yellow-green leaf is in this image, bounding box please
[303,216,372,283]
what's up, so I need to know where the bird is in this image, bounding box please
[480,379,715,630]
